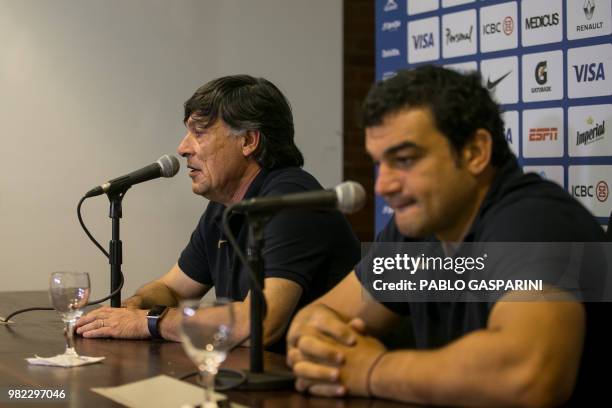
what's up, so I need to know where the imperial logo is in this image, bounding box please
[583,0,595,20]
[445,25,474,44]
[525,13,560,29]
[576,117,605,146]
[412,32,435,49]
[573,63,606,82]
[529,127,558,141]
[382,48,400,58]
[382,20,401,32]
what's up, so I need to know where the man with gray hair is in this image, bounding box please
[76,75,360,352]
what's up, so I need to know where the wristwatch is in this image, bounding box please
[147,305,168,340]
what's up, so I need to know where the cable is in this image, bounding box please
[2,306,53,322]
[177,207,269,391]
[77,196,109,258]
[1,196,124,323]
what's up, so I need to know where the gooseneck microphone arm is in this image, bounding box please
[1,155,180,322]
[219,181,366,390]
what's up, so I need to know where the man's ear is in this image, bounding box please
[461,129,493,175]
[241,130,260,157]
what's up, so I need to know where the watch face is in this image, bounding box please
[148,305,167,317]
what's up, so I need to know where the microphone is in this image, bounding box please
[84,154,180,198]
[231,181,366,215]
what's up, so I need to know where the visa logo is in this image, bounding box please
[412,33,434,49]
[573,63,606,82]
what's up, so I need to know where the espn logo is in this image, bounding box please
[529,127,558,141]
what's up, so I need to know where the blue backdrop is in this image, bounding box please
[375,0,612,233]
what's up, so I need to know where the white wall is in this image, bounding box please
[0,0,342,299]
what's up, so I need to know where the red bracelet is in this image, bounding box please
[366,351,387,397]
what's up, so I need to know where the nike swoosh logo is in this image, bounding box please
[486,70,512,90]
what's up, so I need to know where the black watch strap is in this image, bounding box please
[147,305,168,340]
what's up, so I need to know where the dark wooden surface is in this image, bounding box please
[0,291,413,408]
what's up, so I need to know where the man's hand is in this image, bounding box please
[287,304,357,368]
[292,317,387,398]
[75,307,149,339]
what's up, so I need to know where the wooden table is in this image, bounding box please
[0,291,412,407]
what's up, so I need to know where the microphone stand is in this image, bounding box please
[218,212,294,390]
[247,214,266,372]
[107,188,129,307]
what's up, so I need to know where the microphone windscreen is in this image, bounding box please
[335,181,366,214]
[157,155,180,177]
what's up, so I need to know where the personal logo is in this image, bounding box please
[576,116,605,146]
[529,127,558,141]
[412,32,435,49]
[486,70,512,90]
[583,0,595,20]
[573,62,606,82]
[445,25,474,45]
[384,0,398,12]
[596,180,608,202]
[525,13,560,29]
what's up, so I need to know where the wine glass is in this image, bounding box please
[180,299,234,408]
[49,271,90,358]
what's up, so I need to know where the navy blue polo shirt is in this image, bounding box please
[355,158,608,404]
[178,166,361,310]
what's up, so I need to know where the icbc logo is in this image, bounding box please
[503,16,514,35]
[596,181,609,202]
[483,16,514,36]
[572,181,609,202]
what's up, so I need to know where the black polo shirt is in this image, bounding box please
[178,165,361,319]
[355,158,608,404]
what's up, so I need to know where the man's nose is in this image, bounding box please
[375,162,402,197]
[177,133,193,157]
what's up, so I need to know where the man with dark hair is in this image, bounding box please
[287,65,607,406]
[76,75,360,350]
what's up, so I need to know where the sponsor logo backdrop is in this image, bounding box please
[376,0,612,232]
